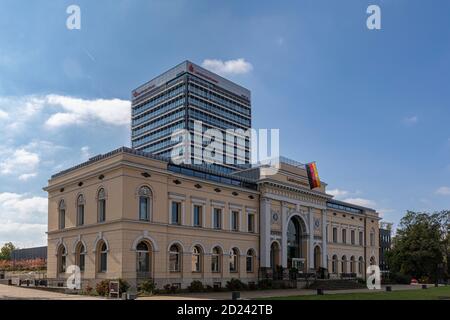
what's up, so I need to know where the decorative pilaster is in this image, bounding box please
[308,207,314,270]
[260,197,271,268]
[321,209,328,268]
[281,202,289,268]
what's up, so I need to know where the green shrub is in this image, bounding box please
[95,279,130,297]
[391,273,412,284]
[139,279,155,294]
[257,279,273,290]
[226,278,247,291]
[96,280,110,296]
[248,282,257,290]
[188,280,204,292]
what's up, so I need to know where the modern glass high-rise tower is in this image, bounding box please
[131,61,251,173]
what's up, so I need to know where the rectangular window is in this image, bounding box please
[98,199,106,222]
[351,230,355,245]
[342,229,347,243]
[231,211,239,231]
[139,197,149,221]
[213,208,222,229]
[247,213,255,233]
[59,210,65,230]
[77,206,84,226]
[359,231,364,246]
[333,228,338,243]
[171,201,181,225]
[193,205,202,227]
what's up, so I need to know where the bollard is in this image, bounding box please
[386,286,392,292]
[421,284,427,289]
[317,288,324,295]
[231,291,240,300]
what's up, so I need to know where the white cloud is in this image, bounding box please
[44,95,131,128]
[436,186,450,196]
[201,58,253,76]
[0,192,47,247]
[0,148,40,175]
[80,146,91,161]
[0,109,8,120]
[328,188,349,199]
[403,115,418,125]
[342,197,376,208]
[18,173,38,181]
[0,222,47,248]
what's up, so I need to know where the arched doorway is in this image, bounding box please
[270,242,280,270]
[287,215,305,270]
[314,246,321,270]
[136,241,152,279]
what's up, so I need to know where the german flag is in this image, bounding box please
[305,162,321,189]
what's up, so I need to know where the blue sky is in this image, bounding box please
[0,0,449,247]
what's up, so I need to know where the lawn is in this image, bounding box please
[261,286,450,300]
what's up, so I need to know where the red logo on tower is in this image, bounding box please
[188,64,194,73]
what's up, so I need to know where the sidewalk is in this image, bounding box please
[0,284,100,300]
[138,284,426,300]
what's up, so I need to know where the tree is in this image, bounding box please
[386,211,448,282]
[0,242,16,260]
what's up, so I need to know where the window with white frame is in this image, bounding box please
[231,210,239,231]
[213,208,222,229]
[171,201,181,225]
[169,244,181,272]
[247,212,255,233]
[138,186,152,221]
[193,205,202,227]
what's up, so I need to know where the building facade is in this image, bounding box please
[45,148,380,289]
[131,61,252,173]
[379,222,392,274]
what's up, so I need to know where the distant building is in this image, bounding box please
[379,222,392,273]
[11,246,47,262]
[131,61,252,173]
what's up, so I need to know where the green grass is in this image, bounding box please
[260,286,450,300]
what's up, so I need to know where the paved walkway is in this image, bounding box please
[0,284,100,300]
[0,283,434,300]
[138,284,429,300]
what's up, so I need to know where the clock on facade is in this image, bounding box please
[272,212,279,222]
[314,218,321,229]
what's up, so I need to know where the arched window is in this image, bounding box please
[98,241,108,273]
[98,188,106,222]
[332,255,338,273]
[191,246,202,272]
[358,256,364,274]
[138,186,152,221]
[211,246,222,273]
[341,255,347,273]
[169,244,181,272]
[59,200,66,230]
[246,249,255,273]
[136,241,151,275]
[350,256,355,273]
[75,243,86,272]
[229,248,239,273]
[57,244,67,273]
[76,195,85,226]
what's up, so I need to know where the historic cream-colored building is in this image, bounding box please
[45,147,380,289]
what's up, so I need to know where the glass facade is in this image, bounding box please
[131,62,251,173]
